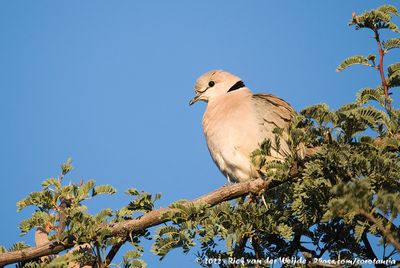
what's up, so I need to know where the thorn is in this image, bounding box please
[261,195,268,209]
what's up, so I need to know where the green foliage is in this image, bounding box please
[336,55,371,72]
[12,159,160,267]
[150,93,400,265]
[3,4,400,268]
[383,37,400,52]
[16,163,117,238]
[387,67,400,89]
[149,4,400,266]
[61,158,73,176]
[340,4,400,115]
[153,198,298,264]
[356,87,386,106]
[19,211,54,235]
[123,250,147,268]
[349,4,399,33]
[116,188,161,221]
[9,241,30,252]
[92,184,117,196]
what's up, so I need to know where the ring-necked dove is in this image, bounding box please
[189,70,297,183]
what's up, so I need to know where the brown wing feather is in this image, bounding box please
[252,93,295,129]
[251,93,296,158]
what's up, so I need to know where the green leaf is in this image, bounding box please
[154,193,162,202]
[123,189,161,215]
[126,188,140,196]
[125,249,142,259]
[78,179,96,200]
[61,158,73,175]
[376,5,399,16]
[387,22,400,33]
[259,138,272,156]
[19,211,53,234]
[349,5,399,33]
[0,246,7,253]
[94,208,113,223]
[356,87,385,106]
[156,226,180,237]
[41,177,60,189]
[16,190,54,212]
[387,70,400,88]
[301,103,334,125]
[388,62,400,76]
[9,241,30,251]
[276,224,293,240]
[357,106,384,128]
[336,56,371,72]
[354,221,367,242]
[17,198,31,212]
[379,137,400,151]
[127,259,147,268]
[383,38,400,52]
[92,185,116,196]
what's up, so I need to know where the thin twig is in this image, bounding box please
[104,241,125,267]
[373,28,391,112]
[361,232,386,268]
[359,209,400,252]
[0,177,275,266]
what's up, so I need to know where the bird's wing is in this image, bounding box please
[251,93,295,158]
[252,93,295,130]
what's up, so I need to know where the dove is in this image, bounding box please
[189,70,297,183]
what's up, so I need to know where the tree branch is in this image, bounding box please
[359,209,400,253]
[0,178,273,266]
[56,197,71,240]
[373,28,391,112]
[250,236,264,260]
[2,138,396,266]
[104,240,125,267]
[361,232,385,268]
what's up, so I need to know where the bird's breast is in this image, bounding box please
[201,92,260,181]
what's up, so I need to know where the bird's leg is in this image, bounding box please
[222,175,236,187]
[255,172,269,208]
[227,174,235,184]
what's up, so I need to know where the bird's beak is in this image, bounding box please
[189,94,201,106]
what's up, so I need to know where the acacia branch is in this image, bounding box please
[1,140,396,266]
[361,232,385,268]
[359,209,400,253]
[373,28,391,112]
[104,241,124,267]
[0,178,273,266]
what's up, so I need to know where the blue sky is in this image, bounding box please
[0,1,398,267]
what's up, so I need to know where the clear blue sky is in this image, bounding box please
[0,1,398,267]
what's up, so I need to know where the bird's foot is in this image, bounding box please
[221,182,233,187]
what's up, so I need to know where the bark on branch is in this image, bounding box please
[1,140,397,266]
[0,178,271,266]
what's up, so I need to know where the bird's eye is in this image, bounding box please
[208,81,215,87]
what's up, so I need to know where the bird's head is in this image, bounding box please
[189,70,244,105]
